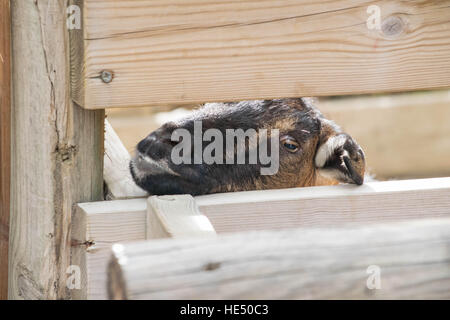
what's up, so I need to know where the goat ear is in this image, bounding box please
[315,134,365,185]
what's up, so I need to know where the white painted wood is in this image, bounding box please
[76,177,450,299]
[108,219,450,299]
[104,119,147,199]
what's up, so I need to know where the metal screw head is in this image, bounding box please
[100,70,113,83]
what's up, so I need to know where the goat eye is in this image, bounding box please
[281,136,299,153]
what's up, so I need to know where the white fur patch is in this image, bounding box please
[132,153,180,179]
[315,135,347,168]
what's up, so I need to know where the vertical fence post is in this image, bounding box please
[0,0,11,301]
[9,0,104,299]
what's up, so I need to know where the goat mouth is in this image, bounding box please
[131,152,180,177]
[129,158,144,182]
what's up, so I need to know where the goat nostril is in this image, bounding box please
[137,138,152,154]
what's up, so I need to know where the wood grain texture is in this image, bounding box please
[196,177,450,234]
[73,201,148,299]
[69,0,85,107]
[147,195,216,239]
[73,0,450,109]
[108,219,450,299]
[9,0,104,300]
[74,194,216,299]
[0,0,11,301]
[104,119,147,199]
[77,177,450,299]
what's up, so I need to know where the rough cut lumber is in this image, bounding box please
[108,219,450,299]
[72,0,450,109]
[76,177,450,299]
[73,199,148,299]
[0,0,11,301]
[319,90,450,180]
[9,0,104,300]
[73,194,216,299]
[196,177,450,233]
[104,119,147,199]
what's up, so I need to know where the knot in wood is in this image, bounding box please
[204,262,221,271]
[381,16,404,38]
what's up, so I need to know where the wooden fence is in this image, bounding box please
[108,219,450,299]
[0,0,11,301]
[3,0,450,300]
[74,178,450,299]
[72,0,450,108]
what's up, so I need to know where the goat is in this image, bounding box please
[130,98,365,196]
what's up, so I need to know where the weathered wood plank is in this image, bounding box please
[108,219,450,299]
[147,195,216,239]
[0,0,11,301]
[74,194,216,299]
[74,0,450,109]
[9,0,104,300]
[72,201,148,300]
[77,177,450,299]
[80,178,450,247]
[196,177,450,233]
[104,119,147,200]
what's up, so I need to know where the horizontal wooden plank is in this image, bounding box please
[73,199,148,299]
[75,194,216,299]
[197,177,450,233]
[81,177,450,245]
[73,0,450,109]
[108,218,450,299]
[76,177,450,299]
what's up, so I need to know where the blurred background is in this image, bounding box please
[107,90,450,181]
